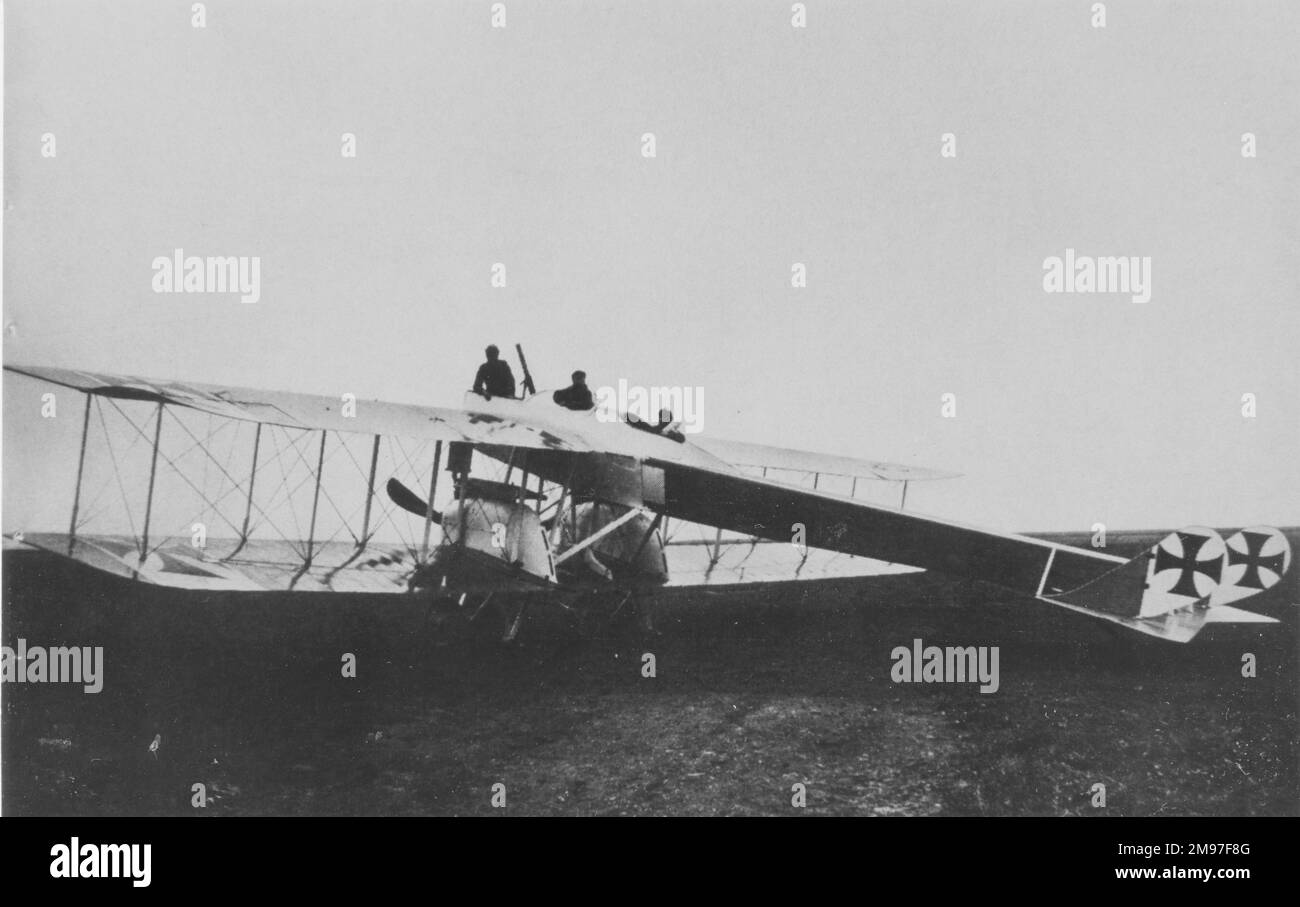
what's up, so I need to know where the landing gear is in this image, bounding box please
[418,582,660,650]
[565,587,659,641]
[502,599,529,643]
[468,590,496,622]
[610,589,659,636]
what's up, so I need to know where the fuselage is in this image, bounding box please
[417,391,691,599]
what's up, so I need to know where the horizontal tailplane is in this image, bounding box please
[1038,527,1288,643]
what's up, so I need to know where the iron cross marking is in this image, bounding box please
[1153,531,1223,598]
[1227,531,1286,589]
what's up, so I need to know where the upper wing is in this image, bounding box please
[4,364,591,453]
[692,436,960,483]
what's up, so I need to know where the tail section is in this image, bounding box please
[1038,527,1289,643]
[1210,526,1292,606]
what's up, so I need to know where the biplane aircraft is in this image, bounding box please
[2,351,1291,644]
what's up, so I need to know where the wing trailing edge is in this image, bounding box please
[692,436,960,483]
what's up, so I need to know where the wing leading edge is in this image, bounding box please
[4,364,592,453]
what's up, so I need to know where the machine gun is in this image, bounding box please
[515,343,537,397]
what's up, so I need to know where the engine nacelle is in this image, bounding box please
[437,498,556,584]
[557,501,668,585]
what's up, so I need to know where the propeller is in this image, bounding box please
[386,478,440,523]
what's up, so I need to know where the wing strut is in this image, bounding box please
[290,430,328,589]
[630,512,664,563]
[224,422,262,562]
[553,507,646,565]
[324,433,384,586]
[361,433,381,545]
[67,395,92,555]
[137,402,164,571]
[547,459,580,548]
[421,441,442,560]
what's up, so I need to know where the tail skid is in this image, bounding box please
[1038,526,1290,643]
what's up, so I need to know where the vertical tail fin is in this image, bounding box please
[1038,527,1286,642]
[1209,526,1292,606]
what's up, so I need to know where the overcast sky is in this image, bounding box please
[4,0,1297,534]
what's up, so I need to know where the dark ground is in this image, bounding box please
[3,532,1297,816]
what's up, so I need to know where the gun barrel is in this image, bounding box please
[515,343,537,396]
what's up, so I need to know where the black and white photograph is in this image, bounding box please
[1,0,1296,865]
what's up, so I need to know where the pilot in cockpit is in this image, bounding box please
[628,406,685,442]
[552,370,594,410]
[654,407,686,442]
